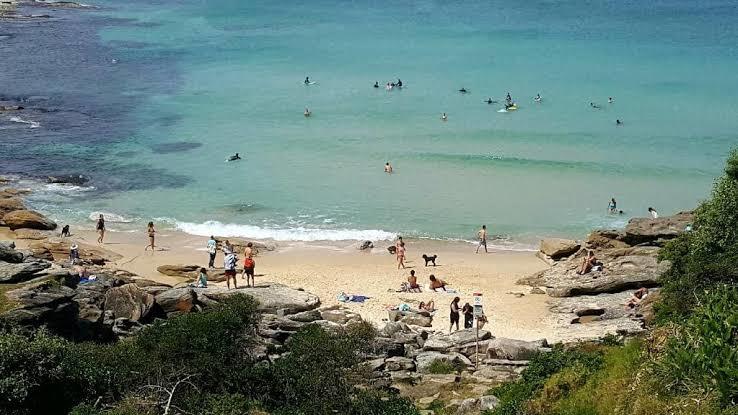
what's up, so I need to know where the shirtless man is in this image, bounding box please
[476,225,488,254]
[241,242,255,286]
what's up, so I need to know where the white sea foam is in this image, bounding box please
[175,220,396,242]
[9,116,40,128]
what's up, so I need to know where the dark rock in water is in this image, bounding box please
[0,259,51,283]
[0,241,23,263]
[150,141,202,154]
[0,105,23,111]
[46,174,89,185]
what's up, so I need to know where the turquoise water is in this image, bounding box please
[7,0,738,246]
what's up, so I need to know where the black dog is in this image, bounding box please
[422,254,437,266]
[60,224,70,237]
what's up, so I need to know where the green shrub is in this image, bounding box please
[656,285,738,407]
[658,149,738,318]
[426,359,460,375]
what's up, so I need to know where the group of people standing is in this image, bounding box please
[207,236,256,289]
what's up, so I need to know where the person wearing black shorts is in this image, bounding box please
[449,297,461,333]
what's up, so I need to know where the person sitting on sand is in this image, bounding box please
[419,300,435,312]
[626,287,649,309]
[197,267,208,288]
[408,270,421,292]
[429,274,447,291]
[462,302,474,329]
[577,250,598,275]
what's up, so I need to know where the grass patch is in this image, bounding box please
[0,283,21,314]
[426,359,459,375]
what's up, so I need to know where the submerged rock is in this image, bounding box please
[46,174,89,185]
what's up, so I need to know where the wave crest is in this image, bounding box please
[175,220,396,242]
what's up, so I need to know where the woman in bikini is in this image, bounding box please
[145,222,156,251]
[397,241,406,269]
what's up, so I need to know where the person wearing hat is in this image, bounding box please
[69,243,80,265]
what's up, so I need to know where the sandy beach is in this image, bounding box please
[5,226,557,341]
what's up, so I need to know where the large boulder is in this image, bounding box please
[195,283,320,314]
[448,328,492,345]
[0,241,23,263]
[415,351,468,373]
[214,237,276,253]
[384,356,416,371]
[2,210,57,230]
[388,309,433,327]
[103,283,155,321]
[30,239,121,265]
[486,338,549,360]
[586,230,629,250]
[157,264,200,278]
[0,259,51,283]
[2,282,77,337]
[519,247,667,297]
[155,287,196,316]
[0,197,25,217]
[13,228,53,240]
[622,211,694,245]
[540,238,581,260]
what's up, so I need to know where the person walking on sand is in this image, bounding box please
[96,214,105,244]
[207,236,217,268]
[449,297,461,333]
[241,242,256,287]
[476,225,488,253]
[397,241,406,269]
[395,236,404,256]
[144,222,156,251]
[224,250,238,290]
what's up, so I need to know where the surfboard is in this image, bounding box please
[304,81,317,85]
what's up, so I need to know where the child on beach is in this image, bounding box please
[196,267,208,288]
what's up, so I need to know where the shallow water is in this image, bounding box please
[1,0,737,245]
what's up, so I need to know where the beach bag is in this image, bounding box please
[244,258,255,269]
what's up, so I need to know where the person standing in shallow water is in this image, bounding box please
[449,297,461,333]
[96,214,105,244]
[207,236,217,268]
[476,225,488,254]
[145,222,156,251]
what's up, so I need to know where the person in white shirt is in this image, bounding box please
[207,236,217,268]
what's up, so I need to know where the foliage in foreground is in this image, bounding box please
[0,294,417,415]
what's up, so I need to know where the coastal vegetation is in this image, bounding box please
[485,150,738,415]
[0,295,418,415]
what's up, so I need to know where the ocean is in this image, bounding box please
[1,0,737,247]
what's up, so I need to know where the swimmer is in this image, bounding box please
[386,82,392,91]
[535,93,542,102]
[304,107,311,117]
[373,81,379,88]
[397,79,403,87]
[304,76,310,85]
[441,112,448,121]
[608,97,613,104]
[227,153,241,161]
[590,102,601,109]
[459,87,468,94]
[384,162,393,174]
[485,98,494,104]
[616,119,622,125]
[506,92,512,101]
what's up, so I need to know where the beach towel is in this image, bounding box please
[337,292,371,303]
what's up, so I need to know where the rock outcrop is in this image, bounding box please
[195,283,320,314]
[520,247,667,297]
[0,197,25,217]
[539,238,581,260]
[103,283,155,321]
[0,241,23,263]
[30,238,121,264]
[2,210,57,230]
[388,309,433,327]
[622,211,694,245]
[0,258,51,283]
